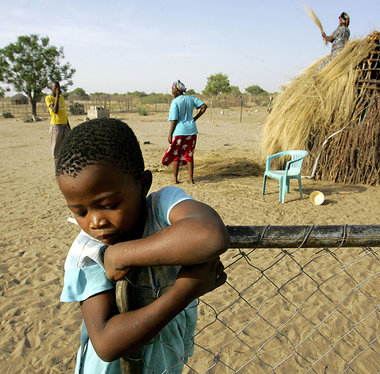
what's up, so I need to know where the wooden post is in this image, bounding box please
[227,225,380,248]
[239,96,243,122]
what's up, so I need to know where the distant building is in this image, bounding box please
[11,93,28,105]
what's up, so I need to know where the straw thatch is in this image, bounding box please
[262,31,380,185]
[303,5,325,34]
[303,5,327,45]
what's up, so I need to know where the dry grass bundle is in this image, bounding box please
[303,5,327,44]
[262,31,380,185]
[303,5,324,33]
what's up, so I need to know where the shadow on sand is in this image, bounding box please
[195,158,264,182]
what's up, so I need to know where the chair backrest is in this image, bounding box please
[288,150,308,174]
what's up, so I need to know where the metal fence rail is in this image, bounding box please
[227,225,380,248]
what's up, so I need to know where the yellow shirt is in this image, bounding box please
[45,95,68,125]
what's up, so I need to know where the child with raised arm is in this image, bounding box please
[56,118,229,373]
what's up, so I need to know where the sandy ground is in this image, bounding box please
[0,107,379,373]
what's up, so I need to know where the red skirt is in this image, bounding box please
[162,135,197,166]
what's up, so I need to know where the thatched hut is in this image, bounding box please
[262,31,380,185]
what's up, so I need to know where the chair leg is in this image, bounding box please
[298,176,303,199]
[286,179,290,193]
[280,178,286,203]
[262,175,267,195]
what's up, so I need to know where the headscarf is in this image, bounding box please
[172,80,187,93]
[340,12,350,26]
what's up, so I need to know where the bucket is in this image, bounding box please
[310,191,325,205]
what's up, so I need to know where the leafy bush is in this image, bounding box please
[137,107,148,116]
[246,85,267,95]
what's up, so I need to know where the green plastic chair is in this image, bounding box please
[262,150,308,203]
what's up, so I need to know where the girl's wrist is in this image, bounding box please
[171,278,199,305]
[107,242,133,269]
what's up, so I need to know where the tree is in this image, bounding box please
[128,91,148,97]
[68,87,90,100]
[186,89,196,95]
[203,73,231,96]
[245,84,267,95]
[229,85,242,96]
[0,34,75,115]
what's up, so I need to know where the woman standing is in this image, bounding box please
[162,80,207,184]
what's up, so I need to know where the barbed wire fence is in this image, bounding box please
[0,95,269,118]
[184,225,380,374]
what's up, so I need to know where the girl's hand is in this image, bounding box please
[168,135,173,144]
[104,246,131,281]
[175,257,227,300]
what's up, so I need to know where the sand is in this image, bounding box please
[0,107,379,373]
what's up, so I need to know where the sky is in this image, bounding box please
[0,0,379,95]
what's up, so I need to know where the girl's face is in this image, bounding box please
[58,163,152,245]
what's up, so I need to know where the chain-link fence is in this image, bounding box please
[187,225,380,374]
[117,225,379,374]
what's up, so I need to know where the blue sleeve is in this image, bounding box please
[193,97,204,109]
[60,264,114,302]
[168,100,179,121]
[156,187,193,225]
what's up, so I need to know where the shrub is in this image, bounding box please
[137,107,148,116]
[69,102,85,115]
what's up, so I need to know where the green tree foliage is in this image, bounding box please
[128,91,148,97]
[90,92,111,101]
[203,73,231,96]
[0,34,75,115]
[140,93,170,104]
[245,84,267,95]
[229,85,242,96]
[186,89,196,95]
[69,87,89,99]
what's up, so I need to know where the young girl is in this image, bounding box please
[162,80,207,184]
[57,118,228,373]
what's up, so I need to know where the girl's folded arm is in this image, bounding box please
[105,200,229,280]
[82,286,192,362]
[82,258,226,362]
